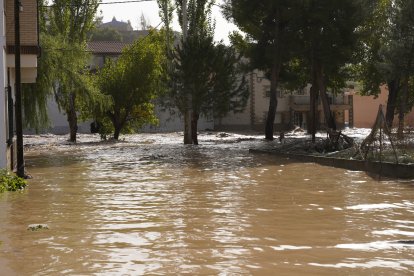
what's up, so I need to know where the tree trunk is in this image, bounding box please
[184,103,193,144]
[191,112,199,145]
[398,110,405,139]
[309,84,318,143]
[114,114,126,140]
[398,46,414,138]
[182,0,192,145]
[67,92,78,142]
[109,110,124,140]
[265,63,280,140]
[309,56,318,142]
[386,79,399,129]
[397,78,409,139]
[315,64,336,130]
[113,125,121,140]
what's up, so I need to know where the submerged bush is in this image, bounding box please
[0,170,27,193]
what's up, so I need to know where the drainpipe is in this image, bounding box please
[7,69,13,146]
[14,0,24,177]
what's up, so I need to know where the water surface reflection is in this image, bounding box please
[0,133,413,275]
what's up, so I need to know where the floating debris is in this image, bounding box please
[217,132,230,138]
[27,224,49,231]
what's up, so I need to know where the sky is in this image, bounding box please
[98,0,238,44]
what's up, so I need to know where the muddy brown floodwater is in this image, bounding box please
[1,132,414,275]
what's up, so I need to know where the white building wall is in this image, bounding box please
[251,71,293,125]
[142,106,214,133]
[44,98,214,134]
[44,97,91,134]
[0,1,7,169]
[216,105,251,126]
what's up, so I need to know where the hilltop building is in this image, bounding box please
[100,17,134,32]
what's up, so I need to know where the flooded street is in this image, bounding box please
[1,132,414,275]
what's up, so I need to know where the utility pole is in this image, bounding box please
[14,0,24,177]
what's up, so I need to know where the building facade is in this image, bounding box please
[352,86,414,128]
[216,70,353,132]
[0,0,38,170]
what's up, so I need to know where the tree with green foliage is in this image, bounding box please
[226,1,367,140]
[36,0,100,142]
[296,0,367,140]
[353,0,397,128]
[168,34,248,144]
[355,0,414,136]
[157,0,175,50]
[224,0,300,140]
[389,0,414,137]
[94,31,165,140]
[158,0,248,144]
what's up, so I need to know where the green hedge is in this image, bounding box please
[0,170,27,193]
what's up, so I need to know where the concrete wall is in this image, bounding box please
[214,96,252,131]
[43,99,214,135]
[42,98,91,134]
[143,107,214,133]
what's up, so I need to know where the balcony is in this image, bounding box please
[290,94,351,112]
[5,0,39,83]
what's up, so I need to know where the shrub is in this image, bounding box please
[0,169,27,193]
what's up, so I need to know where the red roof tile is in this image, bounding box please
[87,41,131,55]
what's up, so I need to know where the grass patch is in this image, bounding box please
[0,169,27,193]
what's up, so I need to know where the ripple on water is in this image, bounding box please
[1,133,413,275]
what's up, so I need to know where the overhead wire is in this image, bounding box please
[39,1,232,52]
[40,0,157,8]
[40,3,171,53]
[41,20,164,52]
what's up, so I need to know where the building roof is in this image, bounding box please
[87,41,131,55]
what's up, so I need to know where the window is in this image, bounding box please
[264,85,286,98]
[263,85,270,98]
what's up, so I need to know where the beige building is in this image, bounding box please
[216,70,353,132]
[0,0,38,170]
[353,86,414,128]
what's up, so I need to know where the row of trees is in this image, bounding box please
[225,0,414,140]
[24,0,100,142]
[25,0,414,144]
[25,0,248,144]
[93,32,165,140]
